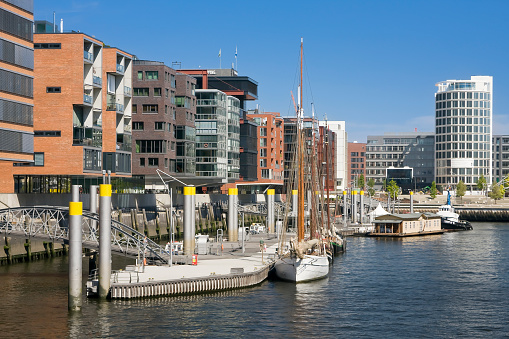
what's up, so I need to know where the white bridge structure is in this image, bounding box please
[0,206,169,264]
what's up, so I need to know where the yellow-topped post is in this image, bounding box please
[68,185,82,311]
[343,190,348,224]
[410,191,414,213]
[352,190,358,223]
[228,187,238,242]
[359,191,365,225]
[184,186,196,256]
[267,189,275,234]
[98,184,112,299]
[292,189,298,215]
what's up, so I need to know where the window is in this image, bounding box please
[137,71,143,80]
[145,71,158,80]
[142,105,158,113]
[133,88,149,96]
[166,88,169,98]
[136,140,166,153]
[34,131,61,137]
[133,122,144,130]
[140,158,145,166]
[34,153,44,166]
[171,74,176,88]
[34,43,61,49]
[148,158,159,166]
[46,87,61,93]
[154,88,162,97]
[132,104,137,114]
[155,122,165,130]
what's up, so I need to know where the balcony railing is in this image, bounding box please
[116,64,124,73]
[123,124,132,133]
[107,103,124,112]
[197,99,219,106]
[93,76,102,86]
[84,94,93,104]
[124,86,131,96]
[84,51,93,62]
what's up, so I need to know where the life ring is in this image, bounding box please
[204,143,208,148]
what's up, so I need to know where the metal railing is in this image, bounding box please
[84,51,93,62]
[124,86,131,95]
[107,103,124,112]
[84,94,93,104]
[93,76,102,86]
[116,64,124,73]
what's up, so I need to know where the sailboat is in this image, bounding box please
[274,38,329,283]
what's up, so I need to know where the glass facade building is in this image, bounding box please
[195,90,228,181]
[435,76,493,190]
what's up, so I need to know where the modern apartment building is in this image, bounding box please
[0,0,34,193]
[179,68,257,186]
[347,142,366,187]
[319,121,347,191]
[194,89,229,188]
[13,31,134,193]
[245,111,284,191]
[317,125,338,193]
[435,76,493,190]
[492,135,509,183]
[365,132,435,191]
[131,61,197,190]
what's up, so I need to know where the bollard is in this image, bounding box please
[228,188,238,242]
[351,190,357,224]
[267,189,275,234]
[183,186,196,256]
[360,191,364,225]
[292,190,298,216]
[98,184,112,299]
[410,191,414,213]
[343,191,348,226]
[90,185,98,238]
[69,185,82,311]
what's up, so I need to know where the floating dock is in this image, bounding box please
[89,235,279,299]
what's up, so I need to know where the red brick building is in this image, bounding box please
[347,142,366,188]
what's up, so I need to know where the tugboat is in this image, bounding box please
[436,191,473,231]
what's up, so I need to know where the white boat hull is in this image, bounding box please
[274,254,329,283]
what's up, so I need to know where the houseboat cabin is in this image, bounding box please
[370,212,443,237]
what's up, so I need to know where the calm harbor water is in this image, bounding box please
[1,222,508,338]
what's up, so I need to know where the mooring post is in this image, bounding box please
[360,190,364,225]
[410,191,414,213]
[351,190,357,224]
[266,189,275,234]
[69,185,82,311]
[228,188,238,242]
[183,186,196,256]
[343,190,348,227]
[292,190,298,216]
[90,185,98,238]
[98,184,112,299]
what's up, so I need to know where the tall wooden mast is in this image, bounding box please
[298,38,305,242]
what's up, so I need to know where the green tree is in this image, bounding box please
[477,174,487,195]
[382,179,387,192]
[387,180,400,200]
[489,181,504,203]
[357,174,365,190]
[367,178,375,197]
[456,180,467,201]
[430,181,438,199]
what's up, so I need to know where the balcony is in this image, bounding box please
[197,99,219,106]
[123,124,132,133]
[116,133,132,152]
[116,64,124,73]
[84,51,93,63]
[93,76,102,86]
[124,86,131,96]
[107,103,124,112]
[84,94,93,105]
[73,126,102,148]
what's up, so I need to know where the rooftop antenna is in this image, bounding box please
[171,61,181,69]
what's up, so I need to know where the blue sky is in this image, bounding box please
[34,0,509,142]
